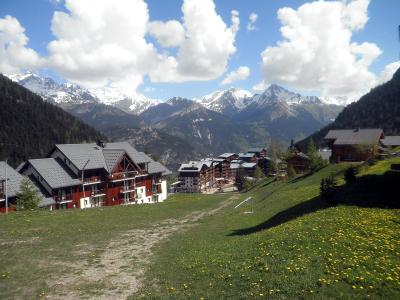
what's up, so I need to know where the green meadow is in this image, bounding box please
[1,157,400,299]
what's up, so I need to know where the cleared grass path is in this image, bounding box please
[0,193,234,299]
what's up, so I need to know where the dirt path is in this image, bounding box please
[47,196,237,299]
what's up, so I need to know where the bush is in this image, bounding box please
[320,174,339,204]
[344,166,357,184]
[287,164,296,178]
[16,179,41,211]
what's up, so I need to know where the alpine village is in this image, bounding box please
[1,1,400,299]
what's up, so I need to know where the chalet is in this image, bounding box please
[380,136,400,148]
[286,152,310,173]
[201,158,230,179]
[218,153,239,162]
[0,161,52,212]
[240,162,257,177]
[178,161,213,193]
[238,153,257,163]
[18,142,170,210]
[247,147,267,158]
[324,129,384,162]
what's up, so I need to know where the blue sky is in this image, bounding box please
[0,0,399,101]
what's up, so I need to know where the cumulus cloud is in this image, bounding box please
[148,20,185,48]
[0,15,43,74]
[376,61,400,85]
[221,66,250,85]
[43,0,239,92]
[259,0,387,101]
[150,0,240,82]
[247,12,258,31]
[46,0,157,92]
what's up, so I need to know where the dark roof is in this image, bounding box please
[218,153,236,158]
[102,149,125,172]
[0,161,25,198]
[248,147,266,153]
[238,153,256,158]
[55,142,152,173]
[38,197,55,208]
[28,158,81,189]
[324,129,383,145]
[287,152,310,160]
[148,160,172,175]
[380,136,400,147]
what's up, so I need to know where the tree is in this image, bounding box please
[344,166,357,184]
[287,164,296,178]
[254,166,265,180]
[307,139,326,173]
[16,179,41,211]
[320,174,339,204]
[235,175,246,191]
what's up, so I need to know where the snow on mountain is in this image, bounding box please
[200,88,253,116]
[320,95,352,106]
[7,72,160,114]
[253,84,322,107]
[89,87,160,115]
[7,72,98,104]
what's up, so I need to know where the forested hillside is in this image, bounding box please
[0,74,104,167]
[297,67,400,150]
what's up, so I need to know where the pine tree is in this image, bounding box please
[16,179,41,210]
[254,166,265,180]
[307,139,325,173]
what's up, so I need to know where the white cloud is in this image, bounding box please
[259,0,389,101]
[0,15,43,74]
[221,66,250,85]
[148,20,185,48]
[247,12,258,31]
[150,1,240,82]
[252,80,267,91]
[46,0,157,93]
[376,61,400,85]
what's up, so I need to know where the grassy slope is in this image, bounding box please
[0,194,227,299]
[140,161,400,299]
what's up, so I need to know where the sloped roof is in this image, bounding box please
[148,160,172,175]
[28,158,81,189]
[324,129,383,145]
[238,153,256,158]
[218,153,236,158]
[242,162,257,168]
[55,142,152,173]
[380,136,400,147]
[178,161,207,172]
[0,161,25,198]
[248,147,266,153]
[102,149,125,172]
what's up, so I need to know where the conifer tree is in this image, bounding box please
[16,179,41,210]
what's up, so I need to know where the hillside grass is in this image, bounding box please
[139,161,400,299]
[0,194,227,299]
[1,158,399,299]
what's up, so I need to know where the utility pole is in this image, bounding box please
[81,159,90,207]
[5,159,8,215]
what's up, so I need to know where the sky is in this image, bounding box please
[0,0,399,102]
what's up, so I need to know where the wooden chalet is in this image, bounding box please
[17,142,170,210]
[286,152,310,173]
[380,136,400,149]
[240,162,257,177]
[218,153,239,162]
[238,152,257,163]
[247,147,267,158]
[0,161,53,212]
[324,129,384,162]
[178,161,214,193]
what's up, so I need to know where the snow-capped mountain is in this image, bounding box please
[253,84,322,107]
[7,72,160,114]
[200,88,253,116]
[89,87,160,115]
[8,72,98,104]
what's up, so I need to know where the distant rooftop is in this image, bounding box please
[380,136,400,147]
[324,129,383,145]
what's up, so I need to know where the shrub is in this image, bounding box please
[344,166,357,184]
[287,164,296,178]
[320,174,339,204]
[16,179,41,211]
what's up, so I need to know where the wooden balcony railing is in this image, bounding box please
[83,176,101,185]
[90,189,106,197]
[53,194,73,203]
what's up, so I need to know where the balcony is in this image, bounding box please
[90,189,106,197]
[83,176,102,185]
[120,186,136,194]
[108,171,138,182]
[53,194,73,204]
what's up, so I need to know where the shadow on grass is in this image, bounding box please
[229,169,400,236]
